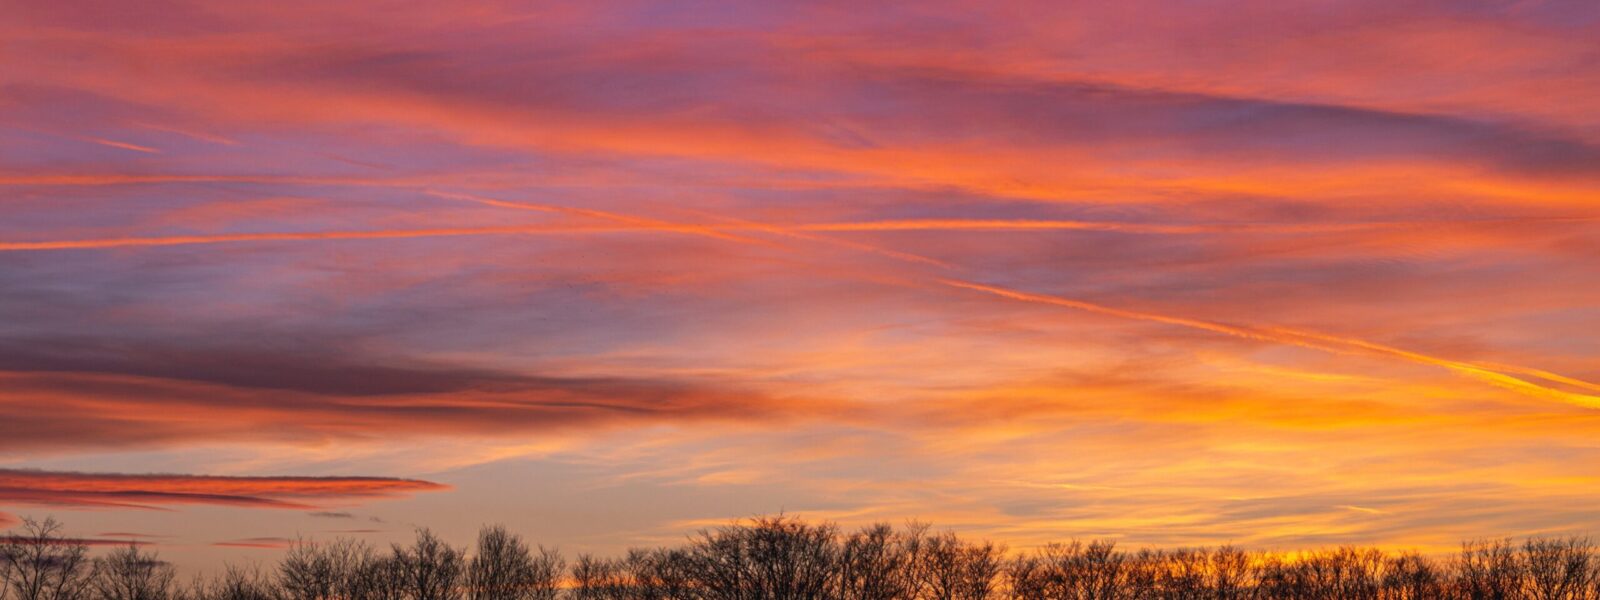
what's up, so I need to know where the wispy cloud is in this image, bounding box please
[212,537,294,549]
[0,469,446,512]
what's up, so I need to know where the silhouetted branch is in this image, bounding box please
[7,515,1600,599]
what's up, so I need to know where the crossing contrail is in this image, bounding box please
[425,192,1600,407]
[5,186,1593,407]
[936,279,1600,409]
[426,190,768,245]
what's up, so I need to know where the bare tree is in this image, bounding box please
[835,523,920,600]
[1,538,12,600]
[466,526,561,600]
[687,515,837,600]
[1459,539,1523,600]
[1004,553,1046,600]
[277,539,370,600]
[1316,547,1385,599]
[393,530,463,600]
[1256,553,1307,599]
[90,545,176,600]
[1147,548,1196,598]
[1380,552,1444,600]
[1256,547,1387,600]
[1211,546,1256,599]
[568,555,624,600]
[19,514,1600,600]
[1521,538,1593,600]
[1033,540,1131,599]
[345,554,406,600]
[919,531,1001,600]
[0,517,92,600]
[190,566,277,600]
[620,548,697,600]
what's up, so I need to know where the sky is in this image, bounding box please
[2,0,1599,572]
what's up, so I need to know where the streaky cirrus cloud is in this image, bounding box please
[212,537,294,549]
[0,469,446,512]
[0,534,154,547]
[9,214,1594,253]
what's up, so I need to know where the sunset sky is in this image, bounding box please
[2,0,1599,572]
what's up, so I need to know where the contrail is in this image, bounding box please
[6,173,1589,236]
[426,195,1597,267]
[423,192,1600,408]
[937,279,1600,409]
[6,215,1582,253]
[1253,324,1600,406]
[798,219,1398,235]
[0,225,644,251]
[1466,363,1600,394]
[0,219,1393,254]
[770,229,953,267]
[130,122,241,146]
[672,207,953,268]
[86,138,162,154]
[11,174,1589,236]
[796,216,1598,235]
[425,190,768,245]
[430,191,961,267]
[6,184,1593,407]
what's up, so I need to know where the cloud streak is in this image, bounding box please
[0,469,445,525]
[211,537,294,549]
[4,215,1590,252]
[937,279,1600,408]
[0,224,637,252]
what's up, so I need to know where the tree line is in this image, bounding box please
[4,515,1600,599]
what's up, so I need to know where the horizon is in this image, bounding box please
[11,513,1598,599]
[3,0,1599,577]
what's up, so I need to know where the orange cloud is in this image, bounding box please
[0,469,446,512]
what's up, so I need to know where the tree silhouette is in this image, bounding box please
[467,526,561,600]
[6,515,1600,599]
[392,530,463,600]
[279,538,369,600]
[89,545,174,600]
[0,518,91,600]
